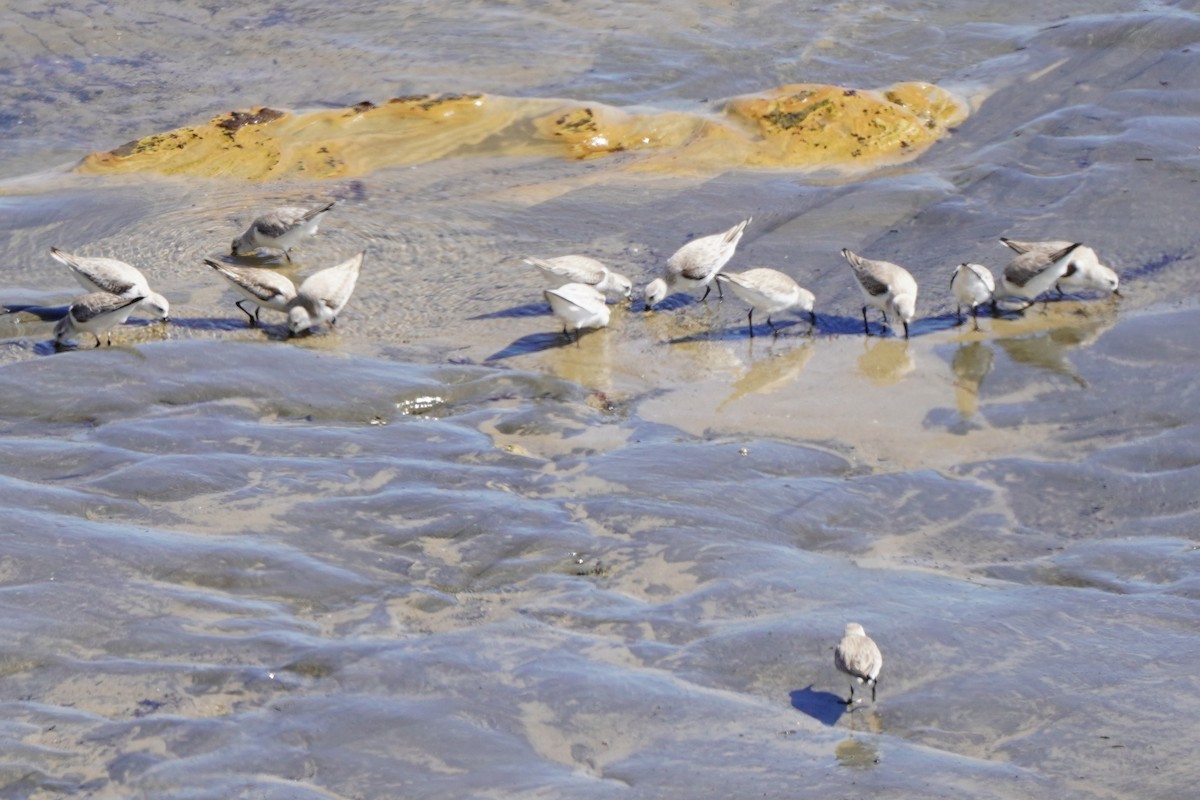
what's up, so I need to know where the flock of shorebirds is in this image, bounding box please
[45,201,359,347]
[539,216,1120,340]
[40,201,1119,349]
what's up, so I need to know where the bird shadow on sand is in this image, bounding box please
[665,317,815,344]
[644,293,704,312]
[486,329,593,361]
[469,302,552,321]
[3,303,68,322]
[167,316,293,339]
[790,685,849,727]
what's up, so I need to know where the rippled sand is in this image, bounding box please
[2,2,1200,799]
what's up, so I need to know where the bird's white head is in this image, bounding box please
[1096,264,1120,294]
[796,287,816,314]
[891,290,917,323]
[644,278,667,310]
[142,291,171,321]
[845,622,867,637]
[287,305,313,335]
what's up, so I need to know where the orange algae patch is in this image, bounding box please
[77,84,967,181]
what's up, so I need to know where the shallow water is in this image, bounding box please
[3,2,1200,798]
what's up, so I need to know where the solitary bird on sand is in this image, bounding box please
[525,255,633,303]
[49,247,170,321]
[841,248,918,338]
[544,282,611,340]
[950,262,996,325]
[834,622,883,705]
[53,292,145,348]
[716,268,815,336]
[231,200,335,261]
[644,218,751,309]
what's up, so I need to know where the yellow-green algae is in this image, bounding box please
[77,83,967,181]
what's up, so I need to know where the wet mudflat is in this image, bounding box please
[2,2,1199,798]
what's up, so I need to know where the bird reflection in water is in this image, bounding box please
[952,340,995,420]
[857,338,915,386]
[719,338,816,410]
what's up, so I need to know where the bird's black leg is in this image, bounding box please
[902,319,910,339]
[861,306,870,335]
[93,333,102,347]
[235,300,258,327]
[871,680,878,703]
[284,249,293,263]
[716,280,724,299]
[767,315,779,335]
[747,309,755,338]
[700,285,712,302]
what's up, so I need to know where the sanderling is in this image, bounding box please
[286,251,364,335]
[524,255,632,303]
[716,268,815,336]
[231,200,335,261]
[950,262,996,324]
[645,218,751,309]
[999,238,1118,297]
[998,242,1081,306]
[834,622,883,705]
[544,282,611,339]
[53,292,144,347]
[49,247,169,320]
[841,248,918,338]
[204,259,297,326]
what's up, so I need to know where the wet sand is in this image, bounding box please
[3,2,1200,799]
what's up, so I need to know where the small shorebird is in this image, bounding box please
[286,251,364,335]
[49,247,169,321]
[950,262,996,325]
[204,259,297,326]
[998,242,1082,306]
[716,268,815,336]
[525,255,632,303]
[834,622,883,705]
[999,237,1118,296]
[645,218,751,309]
[231,200,335,261]
[54,292,144,347]
[544,283,611,340]
[841,248,918,338]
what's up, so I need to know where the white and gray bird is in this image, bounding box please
[231,201,335,261]
[716,268,815,337]
[53,292,144,347]
[950,262,995,324]
[49,247,169,321]
[524,255,632,303]
[286,251,364,335]
[834,622,883,705]
[999,237,1118,296]
[204,259,297,326]
[998,241,1083,306]
[645,218,751,309]
[841,248,918,338]
[544,282,611,339]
